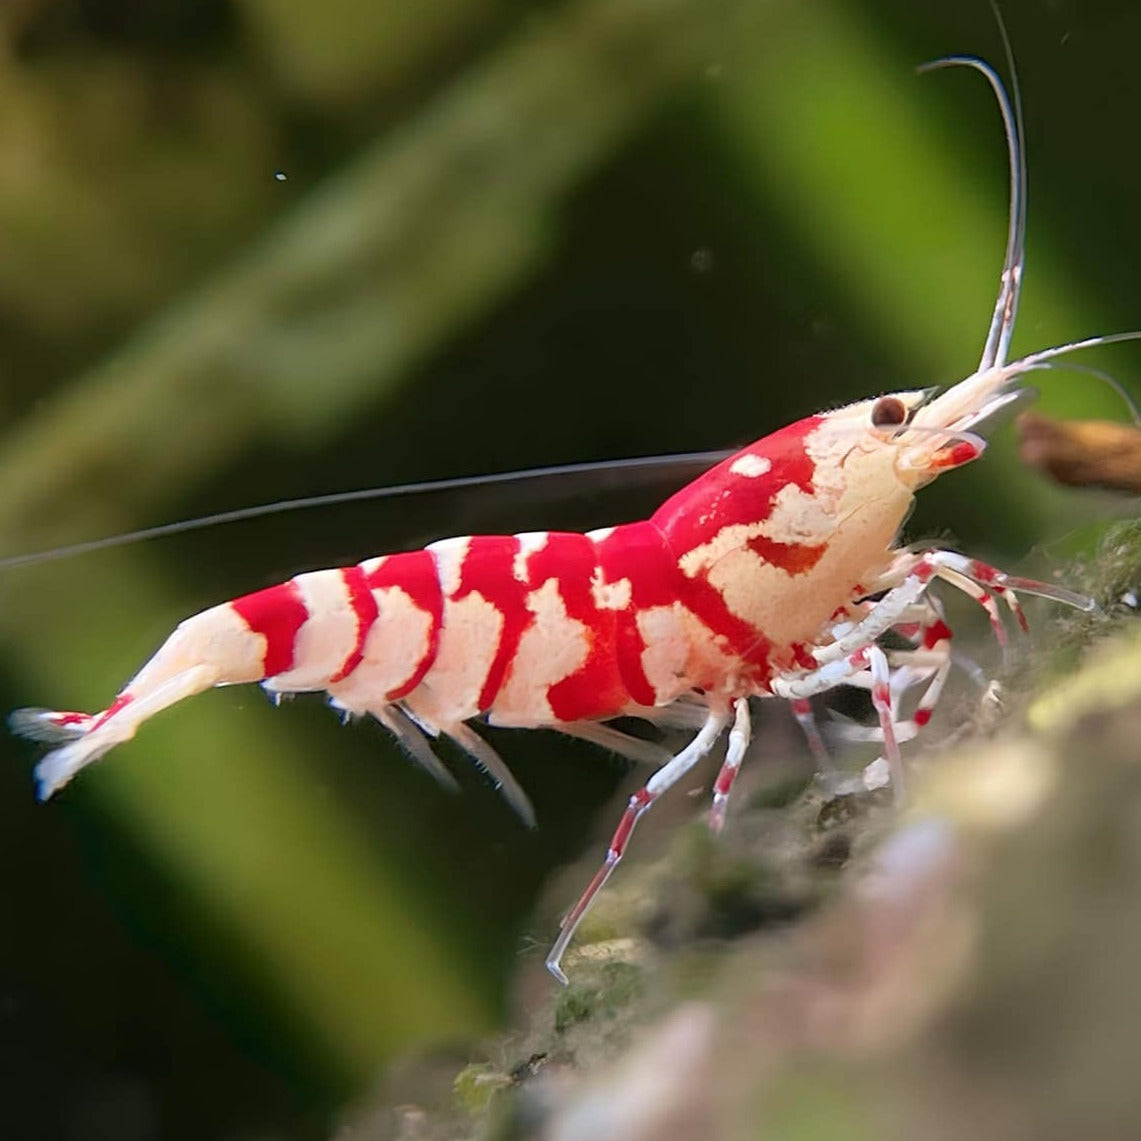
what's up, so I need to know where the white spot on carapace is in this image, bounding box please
[729,453,772,478]
[264,569,359,692]
[426,535,471,597]
[359,555,388,575]
[403,590,503,724]
[491,578,589,723]
[328,585,434,708]
[586,526,615,544]
[513,531,550,581]
[591,569,632,611]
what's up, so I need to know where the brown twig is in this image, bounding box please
[1017,410,1141,494]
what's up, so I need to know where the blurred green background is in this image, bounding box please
[0,0,1138,1137]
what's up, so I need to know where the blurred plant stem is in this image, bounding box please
[236,0,501,103]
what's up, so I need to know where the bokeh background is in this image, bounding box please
[0,1,1138,1137]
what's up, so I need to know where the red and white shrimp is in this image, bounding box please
[11,55,1137,984]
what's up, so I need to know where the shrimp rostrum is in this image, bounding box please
[12,57,1137,983]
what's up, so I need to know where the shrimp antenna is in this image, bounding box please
[1026,361,1141,426]
[0,449,732,572]
[919,1,1026,372]
[1014,331,1141,373]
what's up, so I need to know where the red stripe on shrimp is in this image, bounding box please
[328,566,379,684]
[452,535,533,711]
[526,532,625,723]
[680,574,775,679]
[598,521,777,690]
[230,580,310,676]
[364,550,443,700]
[593,522,683,707]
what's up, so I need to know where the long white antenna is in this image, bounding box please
[0,449,731,571]
[919,3,1026,371]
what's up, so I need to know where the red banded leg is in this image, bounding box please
[545,707,730,984]
[867,644,903,799]
[811,566,939,668]
[772,648,878,703]
[930,552,1087,648]
[814,550,1093,677]
[709,699,752,832]
[772,647,911,794]
[932,550,1094,617]
[810,550,995,665]
[794,601,937,790]
[802,646,905,798]
[876,597,952,748]
[832,646,953,747]
[789,697,831,771]
[933,564,1008,647]
[831,588,954,744]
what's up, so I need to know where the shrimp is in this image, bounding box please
[11,53,1136,986]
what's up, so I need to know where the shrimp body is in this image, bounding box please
[17,399,931,798]
[13,53,1132,982]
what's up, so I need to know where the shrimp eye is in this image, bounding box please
[871,396,908,429]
